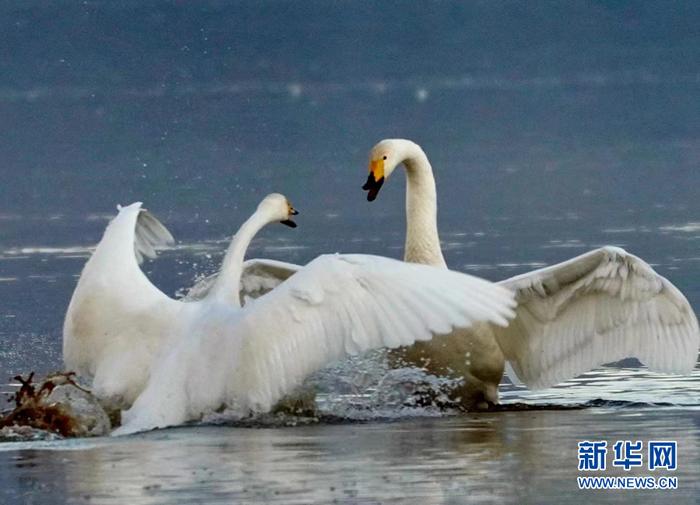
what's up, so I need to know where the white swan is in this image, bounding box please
[361,138,700,406]
[116,194,517,433]
[65,193,516,433]
[63,195,301,410]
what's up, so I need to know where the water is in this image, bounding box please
[1,1,699,503]
[1,410,699,505]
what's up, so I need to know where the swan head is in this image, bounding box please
[258,193,299,228]
[363,139,421,201]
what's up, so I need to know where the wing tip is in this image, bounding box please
[117,201,144,213]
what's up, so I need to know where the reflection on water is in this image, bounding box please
[1,410,698,504]
[501,368,700,408]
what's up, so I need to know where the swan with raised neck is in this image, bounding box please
[362,137,700,412]
[364,138,504,408]
[210,193,298,307]
[364,139,447,268]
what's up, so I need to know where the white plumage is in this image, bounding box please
[63,202,183,409]
[118,253,515,433]
[184,258,300,304]
[63,197,301,408]
[496,246,699,389]
[63,193,516,433]
[363,138,699,404]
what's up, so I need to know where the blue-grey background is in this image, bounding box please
[1,2,700,504]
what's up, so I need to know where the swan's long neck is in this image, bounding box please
[210,210,269,307]
[402,147,447,268]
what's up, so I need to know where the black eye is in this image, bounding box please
[383,156,387,160]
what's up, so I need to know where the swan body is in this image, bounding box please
[363,138,700,407]
[64,193,516,433]
[118,251,515,434]
[63,203,184,408]
[63,195,299,409]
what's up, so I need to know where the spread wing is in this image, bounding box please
[233,253,517,412]
[494,247,700,389]
[63,203,179,405]
[133,207,175,264]
[117,253,517,433]
[183,258,300,304]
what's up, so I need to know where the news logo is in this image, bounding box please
[576,440,678,490]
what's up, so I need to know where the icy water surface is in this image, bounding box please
[1,1,700,503]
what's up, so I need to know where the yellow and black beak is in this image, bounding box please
[362,159,385,202]
[281,204,299,228]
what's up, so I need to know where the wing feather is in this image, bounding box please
[183,258,300,303]
[133,208,174,264]
[233,253,516,411]
[64,203,180,408]
[118,253,516,433]
[495,247,699,389]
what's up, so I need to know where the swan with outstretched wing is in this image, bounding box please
[63,203,182,408]
[117,251,515,434]
[361,138,699,407]
[63,195,301,409]
[64,193,516,433]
